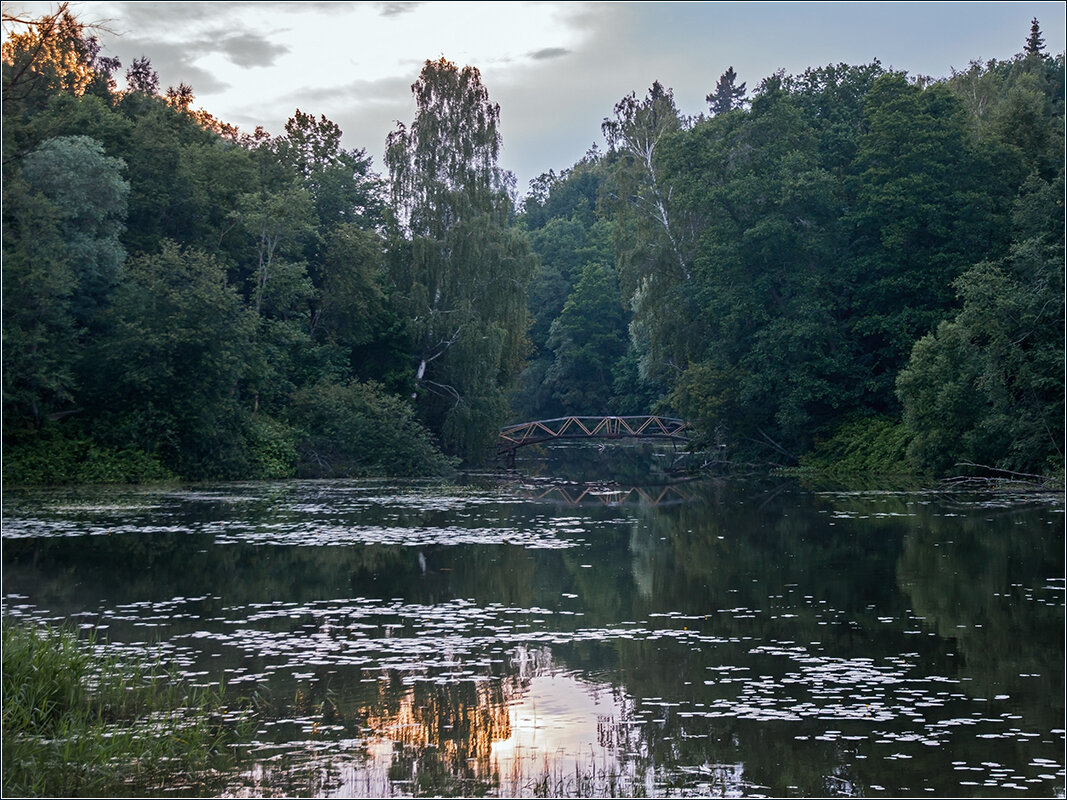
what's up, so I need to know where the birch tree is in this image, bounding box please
[601,82,698,391]
[385,58,534,462]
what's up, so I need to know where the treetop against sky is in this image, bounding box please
[4,1,1065,191]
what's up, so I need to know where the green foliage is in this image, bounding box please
[707,65,747,115]
[947,52,1065,182]
[21,134,129,325]
[611,342,664,414]
[385,58,535,463]
[86,242,258,480]
[512,39,1061,475]
[545,262,629,413]
[2,619,249,797]
[897,249,1064,476]
[845,74,1021,405]
[233,179,315,317]
[290,380,457,477]
[2,620,88,737]
[794,416,911,476]
[897,166,1064,478]
[526,217,587,341]
[274,108,384,229]
[512,161,623,421]
[3,423,176,486]
[601,81,694,385]
[245,415,299,479]
[315,223,388,349]
[660,86,855,457]
[114,96,235,255]
[619,45,1056,467]
[3,6,1061,481]
[2,173,79,432]
[520,151,604,230]
[782,61,886,174]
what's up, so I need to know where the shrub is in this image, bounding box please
[2,424,176,486]
[245,414,299,479]
[290,380,457,477]
[795,416,912,476]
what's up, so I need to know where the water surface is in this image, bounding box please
[2,472,1063,797]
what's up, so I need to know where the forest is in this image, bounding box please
[2,8,1063,484]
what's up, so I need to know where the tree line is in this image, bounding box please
[516,19,1063,479]
[2,8,1062,484]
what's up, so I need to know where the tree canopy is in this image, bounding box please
[3,9,1062,484]
[385,58,534,461]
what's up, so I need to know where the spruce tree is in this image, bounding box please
[706,66,747,115]
[1025,18,1046,57]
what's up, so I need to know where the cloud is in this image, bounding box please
[376,2,423,17]
[90,3,289,96]
[113,37,231,94]
[204,31,290,68]
[275,75,414,108]
[528,47,570,61]
[107,1,240,35]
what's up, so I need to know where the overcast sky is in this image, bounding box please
[5,1,1066,194]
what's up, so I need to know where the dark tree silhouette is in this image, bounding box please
[1025,18,1046,57]
[125,55,158,94]
[706,66,747,115]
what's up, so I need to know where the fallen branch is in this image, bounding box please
[952,462,1057,482]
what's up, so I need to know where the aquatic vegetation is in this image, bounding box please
[1,619,252,797]
[3,480,1063,797]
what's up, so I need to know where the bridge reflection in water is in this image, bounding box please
[497,415,690,468]
[511,480,700,507]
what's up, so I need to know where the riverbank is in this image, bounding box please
[1,620,252,797]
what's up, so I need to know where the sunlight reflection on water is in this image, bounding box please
[2,479,1063,797]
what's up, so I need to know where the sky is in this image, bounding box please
[4,1,1066,194]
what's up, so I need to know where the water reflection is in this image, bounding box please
[2,479,1063,797]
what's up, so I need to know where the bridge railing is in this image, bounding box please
[497,415,690,459]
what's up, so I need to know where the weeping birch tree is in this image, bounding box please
[601,82,696,389]
[385,57,534,462]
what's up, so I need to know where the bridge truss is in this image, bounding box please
[497,415,690,466]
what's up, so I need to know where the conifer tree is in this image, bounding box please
[707,66,747,115]
[1025,18,1046,57]
[125,56,158,94]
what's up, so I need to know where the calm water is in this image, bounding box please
[2,456,1064,797]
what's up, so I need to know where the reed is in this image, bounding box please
[2,618,252,797]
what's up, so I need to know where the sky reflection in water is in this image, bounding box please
[2,476,1064,797]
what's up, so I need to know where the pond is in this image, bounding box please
[2,451,1064,797]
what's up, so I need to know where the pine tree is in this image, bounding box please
[125,55,158,94]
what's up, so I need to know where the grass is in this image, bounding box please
[2,618,252,797]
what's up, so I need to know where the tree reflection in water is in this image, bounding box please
[2,479,1062,797]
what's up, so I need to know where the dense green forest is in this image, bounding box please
[3,8,1063,484]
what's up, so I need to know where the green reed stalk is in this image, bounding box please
[2,618,252,797]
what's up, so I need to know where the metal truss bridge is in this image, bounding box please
[497,415,690,467]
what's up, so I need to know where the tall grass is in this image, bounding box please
[2,618,252,797]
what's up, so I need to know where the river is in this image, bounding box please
[2,450,1064,797]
